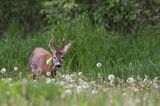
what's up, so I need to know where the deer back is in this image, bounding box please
[29,48,55,76]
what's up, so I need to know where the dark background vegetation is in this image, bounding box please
[0,0,160,78]
[0,0,160,36]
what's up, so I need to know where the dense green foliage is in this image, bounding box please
[0,0,43,37]
[0,0,160,35]
[41,0,160,32]
[91,0,160,32]
[41,0,79,24]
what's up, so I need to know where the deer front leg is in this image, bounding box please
[50,69,57,78]
[33,74,37,79]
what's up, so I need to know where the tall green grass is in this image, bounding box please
[0,16,160,79]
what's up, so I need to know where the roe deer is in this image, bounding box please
[29,36,72,78]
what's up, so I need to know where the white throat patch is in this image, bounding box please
[46,57,53,65]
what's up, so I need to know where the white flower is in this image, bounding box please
[153,83,159,89]
[13,66,18,71]
[78,78,84,85]
[70,74,75,78]
[108,74,115,81]
[122,92,127,96]
[127,77,134,84]
[91,90,98,95]
[1,68,6,73]
[57,81,65,86]
[61,75,65,79]
[76,86,83,94]
[46,78,52,84]
[46,72,51,76]
[133,87,139,92]
[64,84,74,89]
[90,81,96,85]
[61,89,72,99]
[51,78,55,82]
[33,80,38,83]
[65,74,72,82]
[82,82,89,89]
[96,63,102,68]
[64,89,72,95]
[21,78,27,84]
[97,73,102,79]
[6,78,12,82]
[70,79,75,83]
[153,77,158,82]
[78,72,82,76]
[143,78,148,83]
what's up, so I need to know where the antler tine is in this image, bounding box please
[61,33,66,49]
[51,36,57,49]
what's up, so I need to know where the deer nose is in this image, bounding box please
[56,64,61,68]
[55,62,62,68]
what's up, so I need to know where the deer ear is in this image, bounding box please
[62,43,72,54]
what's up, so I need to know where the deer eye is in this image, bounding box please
[61,57,64,59]
[53,56,56,59]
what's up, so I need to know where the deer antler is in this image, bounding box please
[61,33,66,49]
[50,36,57,50]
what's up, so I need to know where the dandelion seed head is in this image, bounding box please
[76,86,83,94]
[65,75,72,82]
[91,90,98,95]
[14,66,18,71]
[6,78,12,82]
[108,74,115,81]
[122,92,127,96]
[46,72,51,76]
[78,72,82,76]
[51,78,55,82]
[90,81,96,85]
[96,63,102,68]
[33,80,38,84]
[70,74,75,78]
[82,82,89,89]
[97,73,102,79]
[57,81,65,86]
[127,77,134,84]
[62,75,65,77]
[143,78,148,83]
[61,89,72,99]
[1,68,6,74]
[153,83,159,89]
[46,78,52,84]
[65,84,74,89]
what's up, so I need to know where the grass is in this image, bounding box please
[0,73,159,106]
[0,16,160,106]
[0,16,160,79]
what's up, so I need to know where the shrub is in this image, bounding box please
[0,0,44,37]
[40,0,80,24]
[85,0,160,32]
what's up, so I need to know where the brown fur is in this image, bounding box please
[29,48,56,77]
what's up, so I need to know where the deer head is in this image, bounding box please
[49,35,72,68]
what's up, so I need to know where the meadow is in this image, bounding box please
[0,17,160,106]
